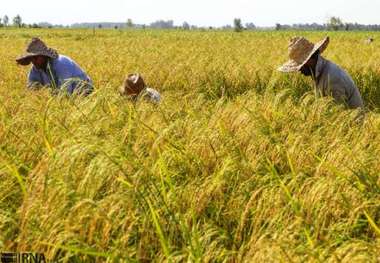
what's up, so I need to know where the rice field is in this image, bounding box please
[1,28,380,262]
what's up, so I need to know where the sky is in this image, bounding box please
[3,0,380,27]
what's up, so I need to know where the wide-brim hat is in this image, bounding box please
[16,37,59,66]
[278,36,330,73]
[119,73,146,95]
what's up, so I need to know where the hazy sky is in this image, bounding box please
[3,0,380,27]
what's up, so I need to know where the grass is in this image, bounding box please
[0,28,380,262]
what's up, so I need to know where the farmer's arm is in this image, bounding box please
[58,56,92,94]
[27,67,43,90]
[327,73,349,106]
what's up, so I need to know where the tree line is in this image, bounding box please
[2,15,380,31]
[0,14,66,28]
[0,14,26,28]
[275,17,380,31]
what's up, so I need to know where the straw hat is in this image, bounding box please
[119,73,146,96]
[278,36,330,72]
[16,38,59,66]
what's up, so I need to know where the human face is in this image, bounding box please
[125,86,138,95]
[300,65,313,76]
[299,56,317,77]
[31,55,48,69]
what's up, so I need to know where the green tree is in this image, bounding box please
[182,22,190,30]
[327,16,344,31]
[13,14,22,28]
[233,18,243,32]
[126,18,133,28]
[3,15,8,27]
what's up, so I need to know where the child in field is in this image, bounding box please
[119,74,161,103]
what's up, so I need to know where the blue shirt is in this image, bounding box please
[28,55,93,94]
[315,56,363,109]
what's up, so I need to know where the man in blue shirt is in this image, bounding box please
[16,38,93,95]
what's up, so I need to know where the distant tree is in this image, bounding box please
[29,23,40,28]
[233,18,243,32]
[327,16,344,31]
[114,25,118,29]
[98,24,102,29]
[13,15,22,28]
[3,15,9,27]
[126,18,133,28]
[275,23,282,30]
[0,18,2,27]
[182,21,190,30]
[38,22,53,28]
[245,22,256,30]
[150,20,174,29]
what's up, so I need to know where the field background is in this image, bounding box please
[1,29,380,262]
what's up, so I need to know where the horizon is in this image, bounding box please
[2,0,380,27]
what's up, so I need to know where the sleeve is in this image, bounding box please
[27,67,42,89]
[66,57,90,81]
[331,84,347,105]
[60,57,92,94]
[148,88,161,103]
[327,73,348,106]
[342,74,364,109]
[152,90,161,103]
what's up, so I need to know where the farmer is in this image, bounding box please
[119,73,161,103]
[278,36,364,109]
[16,37,93,95]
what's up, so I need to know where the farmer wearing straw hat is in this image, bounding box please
[119,74,161,103]
[278,36,364,109]
[16,38,93,95]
